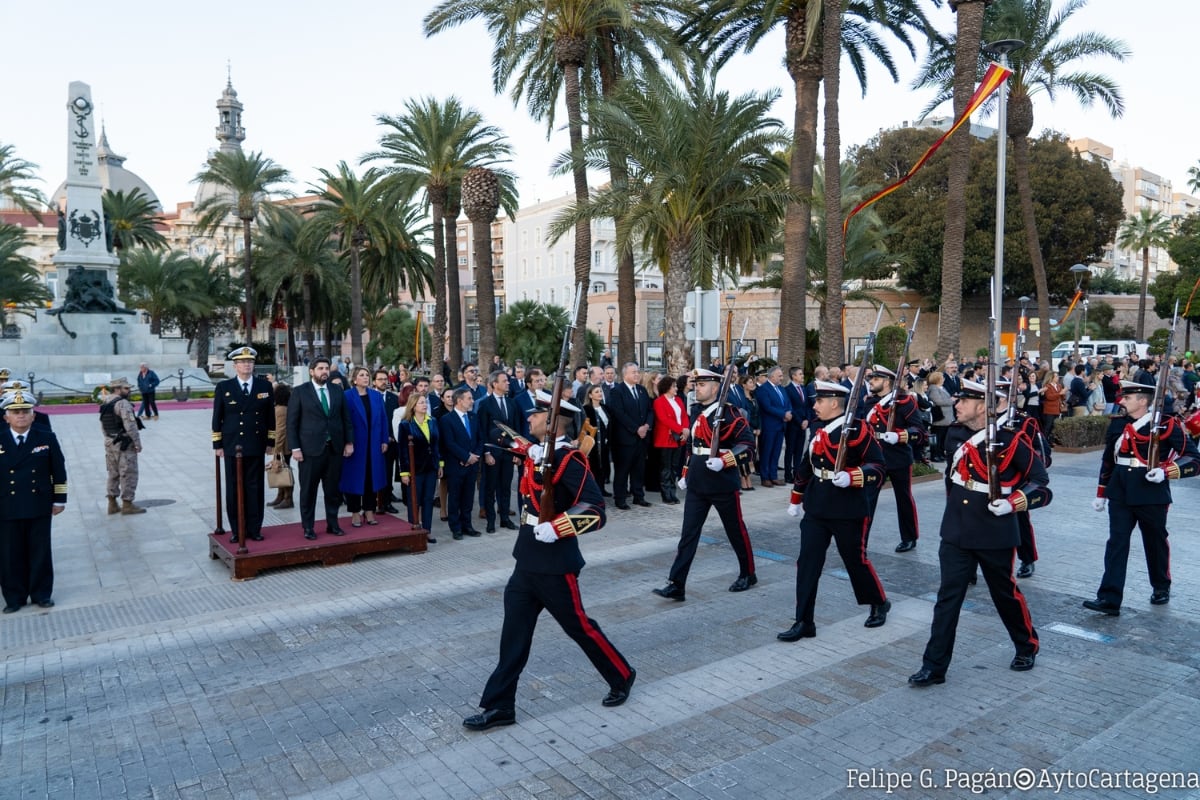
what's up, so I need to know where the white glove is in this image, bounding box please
[533,521,558,543]
[1091,497,1107,512]
[1145,467,1166,483]
[881,431,900,445]
[527,443,544,464]
[987,499,1013,517]
[831,471,852,488]
[677,476,687,491]
[787,503,802,517]
[705,457,724,472]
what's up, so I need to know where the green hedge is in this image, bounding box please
[1052,414,1111,448]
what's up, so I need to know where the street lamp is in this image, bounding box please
[899,302,911,328]
[606,304,616,355]
[1070,263,1089,362]
[725,293,737,363]
[1017,295,1031,362]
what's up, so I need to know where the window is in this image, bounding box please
[549,288,556,304]
[522,258,528,278]
[535,256,541,277]
[458,239,467,250]
[458,256,467,266]
[549,253,555,275]
[535,226,541,245]
[593,249,601,269]
[535,289,541,302]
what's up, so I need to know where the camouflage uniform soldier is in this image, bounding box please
[100,378,145,515]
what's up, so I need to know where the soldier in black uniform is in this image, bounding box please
[652,368,757,601]
[463,394,635,731]
[1083,379,1200,615]
[863,365,926,553]
[778,380,889,641]
[212,347,275,543]
[909,379,1052,687]
[0,390,67,613]
[996,379,1051,579]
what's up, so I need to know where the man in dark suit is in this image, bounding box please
[438,387,483,539]
[478,370,519,533]
[0,390,66,613]
[374,369,401,513]
[783,366,811,482]
[508,363,527,397]
[514,369,546,439]
[212,347,275,543]
[755,366,791,486]
[607,362,654,509]
[286,357,354,540]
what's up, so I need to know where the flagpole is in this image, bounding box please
[985,39,1023,366]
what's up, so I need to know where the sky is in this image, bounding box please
[2,0,1196,214]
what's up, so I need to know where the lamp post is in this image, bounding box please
[985,38,1024,364]
[1070,263,1089,362]
[606,304,615,355]
[899,302,911,329]
[1017,295,1030,363]
[725,293,737,364]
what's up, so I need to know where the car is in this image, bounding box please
[1050,338,1146,372]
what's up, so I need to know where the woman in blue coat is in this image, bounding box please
[397,392,442,543]
[340,368,389,526]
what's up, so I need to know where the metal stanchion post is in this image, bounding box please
[213,454,225,536]
[235,445,248,555]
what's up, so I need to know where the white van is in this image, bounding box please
[1050,338,1146,372]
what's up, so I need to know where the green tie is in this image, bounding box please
[319,386,330,415]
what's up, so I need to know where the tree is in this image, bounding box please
[1117,208,1172,340]
[553,66,791,374]
[102,188,167,253]
[916,0,1129,359]
[461,167,502,369]
[173,254,240,369]
[117,249,209,335]
[1188,159,1200,195]
[359,194,437,311]
[0,143,46,218]
[365,97,515,368]
[496,300,601,371]
[366,307,433,367]
[1165,212,1200,352]
[0,223,52,315]
[192,150,291,341]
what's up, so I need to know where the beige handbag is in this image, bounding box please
[266,456,294,488]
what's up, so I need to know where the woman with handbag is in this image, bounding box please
[397,393,442,544]
[268,383,294,509]
[652,375,689,504]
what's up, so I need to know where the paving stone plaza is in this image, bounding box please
[2,404,1199,799]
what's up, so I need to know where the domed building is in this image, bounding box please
[50,125,162,211]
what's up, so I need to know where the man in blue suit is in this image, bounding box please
[438,387,483,540]
[783,366,811,482]
[756,366,791,486]
[514,369,545,439]
[478,370,520,533]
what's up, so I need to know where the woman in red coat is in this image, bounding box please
[652,375,689,504]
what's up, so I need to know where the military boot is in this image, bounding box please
[107,496,120,515]
[121,500,147,515]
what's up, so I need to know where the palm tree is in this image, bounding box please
[916,0,1128,359]
[1117,208,1173,340]
[117,249,209,335]
[553,67,791,374]
[461,167,502,368]
[102,188,167,253]
[0,143,46,218]
[364,97,515,368]
[307,163,401,367]
[180,254,241,369]
[359,196,437,309]
[0,223,52,315]
[1188,159,1200,195]
[192,149,291,341]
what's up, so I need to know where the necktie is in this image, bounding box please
[462,413,471,437]
[319,386,330,414]
[16,434,24,447]
[630,384,637,400]
[242,382,250,396]
[498,397,506,419]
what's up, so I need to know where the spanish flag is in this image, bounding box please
[843,62,1013,236]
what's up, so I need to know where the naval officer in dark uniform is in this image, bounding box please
[212,346,275,542]
[909,378,1051,686]
[778,380,889,641]
[464,392,635,731]
[1083,378,1199,615]
[0,390,67,613]
[652,368,757,601]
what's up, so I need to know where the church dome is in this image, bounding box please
[51,127,161,211]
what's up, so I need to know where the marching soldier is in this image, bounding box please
[464,392,634,731]
[99,377,145,515]
[0,390,67,613]
[863,365,926,553]
[212,347,275,543]
[652,368,757,601]
[1083,378,1199,615]
[778,380,889,641]
[909,379,1051,687]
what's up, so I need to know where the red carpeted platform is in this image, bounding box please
[208,513,428,580]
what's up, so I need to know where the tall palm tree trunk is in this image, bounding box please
[939,0,990,358]
[429,188,448,371]
[242,219,254,341]
[302,278,315,363]
[444,196,463,368]
[1137,246,1150,340]
[558,38,592,362]
[664,246,693,375]
[463,167,501,370]
[195,319,211,369]
[820,0,846,367]
[349,229,365,367]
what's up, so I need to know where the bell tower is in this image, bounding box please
[214,70,245,154]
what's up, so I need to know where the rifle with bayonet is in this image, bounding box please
[539,283,584,524]
[1005,305,1029,429]
[709,320,750,458]
[886,308,921,433]
[835,305,886,474]
[1147,299,1180,470]
[985,316,1001,502]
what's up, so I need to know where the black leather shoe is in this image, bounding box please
[327,525,345,536]
[615,503,632,510]
[633,499,652,507]
[1150,589,1170,605]
[248,534,264,542]
[452,532,464,540]
[3,605,20,613]
[895,540,916,553]
[1017,561,1035,579]
[1082,598,1121,616]
[967,573,978,586]
[486,525,496,534]
[500,519,518,530]
[36,600,54,609]
[602,668,637,707]
[777,621,816,641]
[1010,653,1036,671]
[228,534,240,544]
[462,708,516,731]
[303,529,317,541]
[651,583,686,602]
[426,536,437,544]
[465,528,482,537]
[864,599,891,628]
[728,574,758,592]
[908,668,945,687]
[384,504,400,514]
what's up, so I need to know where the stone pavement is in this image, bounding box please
[2,404,1199,799]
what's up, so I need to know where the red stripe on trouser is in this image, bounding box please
[1005,550,1038,650]
[732,491,755,576]
[565,573,630,680]
[859,517,886,600]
